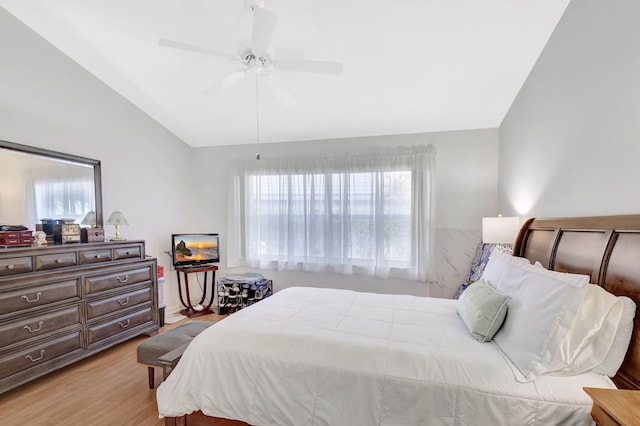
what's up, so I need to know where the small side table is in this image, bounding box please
[175,265,218,317]
[584,387,640,426]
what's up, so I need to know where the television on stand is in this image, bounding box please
[171,233,220,268]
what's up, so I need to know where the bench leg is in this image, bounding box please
[148,366,155,389]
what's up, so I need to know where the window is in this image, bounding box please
[24,163,95,226]
[33,179,94,223]
[228,145,436,281]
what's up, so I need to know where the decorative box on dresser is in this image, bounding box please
[0,240,159,394]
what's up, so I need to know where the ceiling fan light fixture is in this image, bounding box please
[158,3,343,107]
[246,0,265,11]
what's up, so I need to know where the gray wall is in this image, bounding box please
[0,7,193,311]
[0,6,500,311]
[499,0,640,217]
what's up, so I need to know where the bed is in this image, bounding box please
[157,214,640,425]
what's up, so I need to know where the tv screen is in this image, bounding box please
[171,233,220,267]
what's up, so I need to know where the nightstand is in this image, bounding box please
[584,387,640,425]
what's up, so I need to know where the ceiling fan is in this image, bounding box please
[158,2,343,106]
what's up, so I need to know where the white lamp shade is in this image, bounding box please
[106,210,129,226]
[482,216,521,244]
[81,211,96,227]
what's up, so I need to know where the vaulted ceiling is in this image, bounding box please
[0,1,570,147]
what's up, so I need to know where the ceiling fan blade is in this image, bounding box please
[251,8,278,57]
[262,74,296,107]
[276,59,344,76]
[158,38,238,62]
[231,9,251,34]
[204,69,249,96]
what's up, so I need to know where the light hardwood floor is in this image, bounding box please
[0,313,222,426]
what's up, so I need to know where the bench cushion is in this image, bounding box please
[137,320,212,366]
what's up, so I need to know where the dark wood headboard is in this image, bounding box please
[514,215,640,390]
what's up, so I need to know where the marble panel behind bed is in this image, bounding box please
[432,227,480,299]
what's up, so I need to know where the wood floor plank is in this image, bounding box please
[0,314,221,426]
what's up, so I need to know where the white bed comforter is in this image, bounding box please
[157,287,614,425]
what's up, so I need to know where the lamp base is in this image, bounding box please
[108,224,126,242]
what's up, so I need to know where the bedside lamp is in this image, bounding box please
[81,211,96,228]
[106,209,129,241]
[482,216,521,244]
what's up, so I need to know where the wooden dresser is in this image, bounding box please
[0,240,159,394]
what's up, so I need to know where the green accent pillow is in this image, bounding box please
[457,279,510,342]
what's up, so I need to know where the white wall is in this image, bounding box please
[0,7,193,311]
[0,6,499,311]
[499,0,640,217]
[189,129,499,300]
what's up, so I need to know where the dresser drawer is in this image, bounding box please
[113,245,142,260]
[0,331,82,380]
[78,249,112,265]
[0,279,81,316]
[0,257,33,276]
[87,307,152,345]
[0,306,81,348]
[34,252,77,271]
[86,287,152,320]
[85,266,153,295]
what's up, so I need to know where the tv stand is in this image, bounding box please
[175,265,218,317]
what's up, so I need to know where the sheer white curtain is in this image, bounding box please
[24,166,95,227]
[228,144,436,281]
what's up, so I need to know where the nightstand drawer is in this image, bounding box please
[0,257,33,276]
[0,279,81,316]
[86,287,152,320]
[34,252,77,271]
[87,307,153,345]
[0,306,81,348]
[0,331,82,380]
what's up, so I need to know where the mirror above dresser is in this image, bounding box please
[0,139,103,234]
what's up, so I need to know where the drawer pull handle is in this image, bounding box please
[26,350,45,362]
[7,264,15,270]
[56,258,64,264]
[117,297,130,306]
[116,275,129,283]
[22,292,42,303]
[95,254,101,259]
[24,321,44,333]
[118,319,131,328]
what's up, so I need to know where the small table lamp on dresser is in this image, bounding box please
[106,208,129,241]
[584,387,640,426]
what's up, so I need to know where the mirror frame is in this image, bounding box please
[0,139,103,227]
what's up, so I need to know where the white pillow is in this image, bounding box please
[483,252,589,382]
[591,296,637,377]
[545,284,623,376]
[457,279,510,342]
